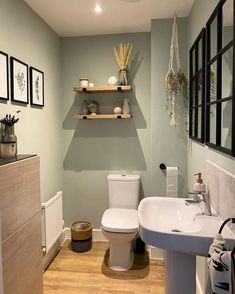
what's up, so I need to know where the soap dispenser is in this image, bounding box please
[193,173,206,193]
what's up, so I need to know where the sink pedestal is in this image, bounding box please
[164,250,196,294]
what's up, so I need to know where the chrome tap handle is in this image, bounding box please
[200,193,212,216]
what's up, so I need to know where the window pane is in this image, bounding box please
[222,0,233,48]
[198,106,202,139]
[210,62,217,102]
[221,100,232,149]
[222,47,233,98]
[191,49,195,76]
[191,109,195,137]
[197,70,203,105]
[210,16,218,59]
[210,104,217,144]
[194,49,197,74]
[198,38,203,69]
[191,78,196,106]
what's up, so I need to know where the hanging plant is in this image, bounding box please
[165,15,188,128]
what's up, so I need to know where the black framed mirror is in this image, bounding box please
[206,0,235,156]
[189,29,206,142]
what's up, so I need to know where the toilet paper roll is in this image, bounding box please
[166,167,178,198]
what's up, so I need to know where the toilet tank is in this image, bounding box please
[108,174,140,209]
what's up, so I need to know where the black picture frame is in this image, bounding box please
[189,29,206,143]
[0,51,9,101]
[30,67,44,107]
[10,57,28,104]
[205,0,235,156]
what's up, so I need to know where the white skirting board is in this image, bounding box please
[196,274,203,294]
[62,227,107,243]
[147,245,164,260]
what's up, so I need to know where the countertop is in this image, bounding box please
[0,154,36,166]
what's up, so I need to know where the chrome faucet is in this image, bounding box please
[185,192,212,216]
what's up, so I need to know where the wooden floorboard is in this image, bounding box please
[43,241,165,294]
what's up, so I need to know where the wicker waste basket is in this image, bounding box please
[71,221,93,253]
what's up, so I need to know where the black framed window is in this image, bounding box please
[206,0,235,156]
[189,29,206,142]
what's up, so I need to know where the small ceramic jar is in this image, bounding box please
[89,81,94,87]
[79,77,89,88]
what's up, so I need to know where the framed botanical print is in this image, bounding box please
[30,67,44,107]
[10,57,28,104]
[0,51,9,100]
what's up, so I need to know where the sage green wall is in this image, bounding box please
[61,33,151,227]
[0,0,62,202]
[151,18,188,197]
[188,0,235,292]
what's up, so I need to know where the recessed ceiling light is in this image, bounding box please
[94,4,103,14]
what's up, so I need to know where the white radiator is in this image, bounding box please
[41,191,63,254]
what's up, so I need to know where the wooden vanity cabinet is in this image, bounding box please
[0,156,43,294]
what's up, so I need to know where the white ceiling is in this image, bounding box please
[24,0,194,37]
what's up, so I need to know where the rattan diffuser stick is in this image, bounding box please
[113,43,132,85]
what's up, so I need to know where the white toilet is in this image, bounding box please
[101,174,140,271]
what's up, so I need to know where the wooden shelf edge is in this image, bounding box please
[74,114,132,120]
[73,85,132,93]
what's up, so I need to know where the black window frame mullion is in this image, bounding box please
[206,21,211,143]
[189,49,193,137]
[195,44,199,137]
[201,29,206,141]
[205,0,235,156]
[232,0,235,156]
[189,28,206,143]
[216,6,223,146]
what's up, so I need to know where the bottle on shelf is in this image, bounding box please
[80,100,89,115]
[123,98,130,114]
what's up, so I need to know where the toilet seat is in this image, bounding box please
[101,208,138,233]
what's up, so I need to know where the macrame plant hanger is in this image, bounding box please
[165,14,187,127]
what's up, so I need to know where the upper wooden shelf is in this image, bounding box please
[74,114,131,120]
[73,85,132,93]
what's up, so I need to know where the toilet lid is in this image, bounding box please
[101,208,139,233]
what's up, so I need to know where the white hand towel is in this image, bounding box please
[207,233,233,294]
[166,167,178,197]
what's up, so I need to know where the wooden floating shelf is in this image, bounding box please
[73,85,132,93]
[74,114,132,120]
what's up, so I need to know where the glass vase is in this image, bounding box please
[118,69,128,85]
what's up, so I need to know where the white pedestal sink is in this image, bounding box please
[138,197,235,294]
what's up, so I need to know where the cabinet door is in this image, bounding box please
[0,156,41,241]
[2,212,43,294]
[0,213,3,294]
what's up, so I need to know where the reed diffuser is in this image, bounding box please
[113,43,132,85]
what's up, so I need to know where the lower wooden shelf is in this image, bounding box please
[74,114,132,120]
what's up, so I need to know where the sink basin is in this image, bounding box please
[138,197,235,256]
